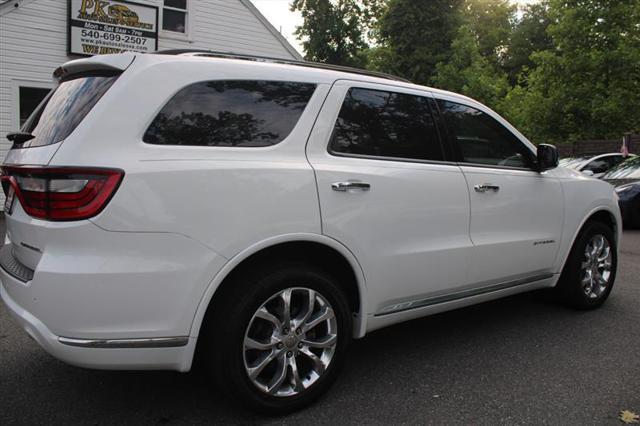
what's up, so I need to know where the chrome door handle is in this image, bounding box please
[332,181,371,192]
[474,183,500,193]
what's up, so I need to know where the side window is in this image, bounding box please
[437,99,535,169]
[330,88,444,162]
[608,156,625,168]
[583,158,610,174]
[144,81,316,147]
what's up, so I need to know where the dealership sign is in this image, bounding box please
[69,0,158,56]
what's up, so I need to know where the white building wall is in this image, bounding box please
[0,0,67,165]
[159,0,299,58]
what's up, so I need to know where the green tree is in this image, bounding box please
[433,25,510,108]
[291,0,369,67]
[462,0,516,65]
[503,1,553,84]
[431,0,513,109]
[374,0,462,84]
[503,0,640,145]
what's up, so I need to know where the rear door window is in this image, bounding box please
[329,87,444,162]
[19,73,120,148]
[143,80,316,147]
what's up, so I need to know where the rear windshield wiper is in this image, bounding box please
[6,131,36,145]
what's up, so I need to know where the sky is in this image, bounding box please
[252,0,539,57]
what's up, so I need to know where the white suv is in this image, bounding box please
[0,51,621,414]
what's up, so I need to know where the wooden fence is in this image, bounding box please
[557,135,640,158]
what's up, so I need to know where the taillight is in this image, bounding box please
[1,166,124,221]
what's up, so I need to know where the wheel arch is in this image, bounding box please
[188,233,368,347]
[557,206,620,277]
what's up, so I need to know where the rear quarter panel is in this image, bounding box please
[48,58,331,258]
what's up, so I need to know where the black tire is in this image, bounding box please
[199,262,352,415]
[632,199,640,229]
[555,221,617,309]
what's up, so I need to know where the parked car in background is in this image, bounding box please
[602,156,640,228]
[559,153,633,178]
[614,182,640,228]
[0,51,622,414]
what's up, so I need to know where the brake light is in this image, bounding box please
[1,166,124,221]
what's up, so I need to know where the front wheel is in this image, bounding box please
[200,263,352,414]
[556,221,617,309]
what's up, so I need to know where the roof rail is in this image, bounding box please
[151,49,411,83]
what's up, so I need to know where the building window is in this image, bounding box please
[19,87,50,127]
[162,0,187,33]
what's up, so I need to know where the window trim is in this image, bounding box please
[329,151,459,167]
[159,0,191,41]
[432,95,539,172]
[326,85,450,165]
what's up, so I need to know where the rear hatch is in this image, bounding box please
[1,54,134,274]
[4,54,135,167]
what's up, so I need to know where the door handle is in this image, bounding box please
[474,183,500,193]
[332,181,371,192]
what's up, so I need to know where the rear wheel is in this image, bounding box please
[556,221,617,309]
[200,263,352,414]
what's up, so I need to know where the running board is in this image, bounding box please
[375,273,554,316]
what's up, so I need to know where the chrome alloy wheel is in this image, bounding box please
[581,234,613,299]
[242,287,338,397]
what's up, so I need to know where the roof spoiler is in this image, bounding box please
[53,53,136,81]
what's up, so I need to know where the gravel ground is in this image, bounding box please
[1,218,638,425]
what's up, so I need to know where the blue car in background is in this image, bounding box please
[602,156,640,228]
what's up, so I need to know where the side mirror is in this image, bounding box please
[581,169,595,177]
[537,144,559,172]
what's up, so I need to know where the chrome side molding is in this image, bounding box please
[376,273,555,316]
[58,336,189,349]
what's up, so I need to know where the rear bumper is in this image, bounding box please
[0,217,227,371]
[1,273,196,371]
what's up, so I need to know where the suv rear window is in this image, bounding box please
[18,73,120,148]
[143,80,316,147]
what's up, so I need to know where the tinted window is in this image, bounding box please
[330,88,444,161]
[438,100,534,168]
[144,81,316,147]
[582,155,626,174]
[19,74,119,148]
[583,158,611,174]
[608,155,626,167]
